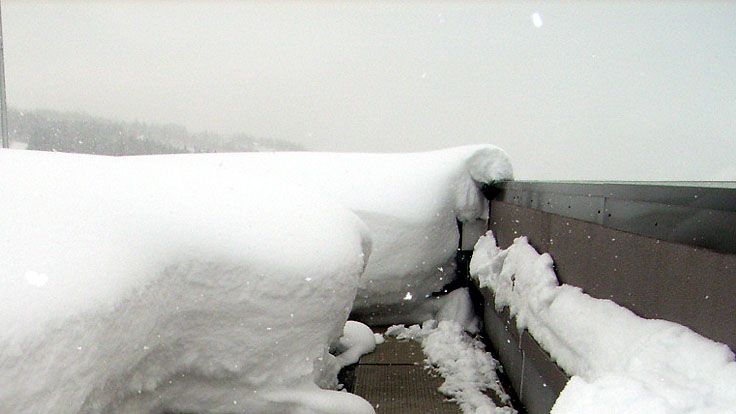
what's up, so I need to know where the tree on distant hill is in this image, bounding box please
[8,108,304,155]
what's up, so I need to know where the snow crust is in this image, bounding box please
[0,149,374,413]
[386,288,514,414]
[470,231,736,414]
[124,144,513,322]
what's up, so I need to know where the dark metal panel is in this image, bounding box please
[481,288,524,400]
[489,200,736,352]
[479,287,568,414]
[485,181,736,254]
[477,183,736,412]
[489,201,550,252]
[491,181,736,211]
[519,331,569,414]
[604,199,736,253]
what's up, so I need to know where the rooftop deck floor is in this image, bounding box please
[351,329,461,414]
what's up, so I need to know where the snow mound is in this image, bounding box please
[334,321,378,368]
[470,231,736,414]
[125,144,513,322]
[436,287,481,334]
[0,150,374,414]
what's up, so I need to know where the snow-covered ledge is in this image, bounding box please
[470,232,736,414]
[0,150,375,414]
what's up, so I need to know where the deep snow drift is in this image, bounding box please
[0,150,375,413]
[124,144,513,323]
[470,232,736,414]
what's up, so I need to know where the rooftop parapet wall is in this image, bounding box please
[485,181,736,351]
[474,181,736,414]
[487,181,736,254]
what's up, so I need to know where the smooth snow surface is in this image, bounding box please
[470,232,736,414]
[125,144,513,322]
[386,288,514,414]
[0,150,374,414]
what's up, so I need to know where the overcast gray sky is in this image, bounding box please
[3,1,735,180]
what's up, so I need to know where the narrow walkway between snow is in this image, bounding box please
[352,328,461,414]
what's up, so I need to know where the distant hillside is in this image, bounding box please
[7,108,304,155]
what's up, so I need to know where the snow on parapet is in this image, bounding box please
[123,144,512,322]
[0,150,373,414]
[470,232,736,414]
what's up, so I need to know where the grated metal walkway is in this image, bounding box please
[351,329,462,414]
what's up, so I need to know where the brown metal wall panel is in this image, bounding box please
[480,287,568,414]
[481,289,524,394]
[489,201,550,252]
[547,212,664,313]
[518,332,569,414]
[482,199,736,413]
[488,181,736,254]
[489,200,736,352]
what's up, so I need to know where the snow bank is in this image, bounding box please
[0,149,374,414]
[125,144,513,322]
[470,232,736,414]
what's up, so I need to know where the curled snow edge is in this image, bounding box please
[469,231,736,414]
[125,144,513,323]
